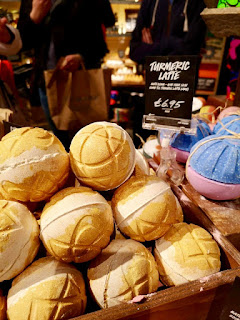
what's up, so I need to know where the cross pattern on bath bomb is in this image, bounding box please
[46,214,107,263]
[0,203,23,238]
[28,274,85,319]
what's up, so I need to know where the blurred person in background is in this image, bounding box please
[130,0,206,64]
[0,17,22,56]
[17,0,115,150]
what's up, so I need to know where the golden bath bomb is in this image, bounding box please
[7,257,87,320]
[40,187,114,263]
[0,127,69,202]
[88,239,159,308]
[0,200,40,282]
[0,290,6,320]
[112,176,183,242]
[69,122,136,191]
[154,222,221,286]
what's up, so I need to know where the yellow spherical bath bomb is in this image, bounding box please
[154,222,221,286]
[40,186,114,263]
[0,200,40,282]
[69,122,136,191]
[0,127,69,202]
[88,239,159,308]
[112,175,183,242]
[7,257,87,320]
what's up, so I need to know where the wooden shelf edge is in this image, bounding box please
[73,268,240,320]
[106,33,132,38]
[172,182,240,269]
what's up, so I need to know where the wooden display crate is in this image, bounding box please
[74,268,240,320]
[179,181,240,253]
[70,183,240,320]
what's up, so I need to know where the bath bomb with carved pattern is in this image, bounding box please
[112,176,183,242]
[69,122,136,191]
[7,256,87,320]
[0,127,69,202]
[154,222,221,286]
[40,187,114,263]
[88,239,159,308]
[0,290,6,320]
[0,200,40,282]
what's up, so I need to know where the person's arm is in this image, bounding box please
[59,54,84,72]
[0,19,22,56]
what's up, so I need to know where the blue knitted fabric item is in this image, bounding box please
[213,115,240,136]
[189,135,240,184]
[170,121,212,152]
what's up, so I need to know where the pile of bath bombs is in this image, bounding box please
[0,122,221,320]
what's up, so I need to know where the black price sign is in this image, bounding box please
[144,55,198,130]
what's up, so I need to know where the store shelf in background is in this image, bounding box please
[106,35,131,57]
[109,1,140,37]
[0,1,20,11]
[110,0,141,4]
[206,94,233,107]
[199,63,219,79]
[106,33,132,37]
[196,63,219,95]
[112,80,145,88]
[0,0,20,2]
